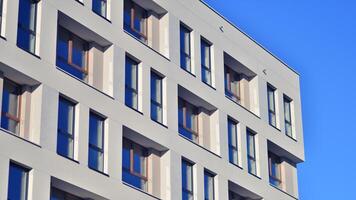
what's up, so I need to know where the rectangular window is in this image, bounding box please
[246,129,257,175]
[124,0,147,43]
[88,112,105,172]
[56,26,89,81]
[269,152,282,188]
[267,84,277,127]
[57,96,76,159]
[17,0,38,54]
[284,95,293,137]
[180,24,192,72]
[125,56,139,110]
[201,38,212,85]
[182,159,194,200]
[227,118,238,166]
[151,71,163,124]
[122,138,148,191]
[204,170,215,200]
[1,79,21,135]
[51,187,83,200]
[92,0,107,18]
[224,66,241,103]
[7,162,29,200]
[178,98,198,143]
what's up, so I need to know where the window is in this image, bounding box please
[284,95,293,137]
[182,159,194,200]
[122,138,148,191]
[17,0,38,54]
[92,0,107,18]
[151,71,163,123]
[178,98,198,143]
[88,112,105,172]
[57,96,76,159]
[7,162,29,200]
[267,84,277,127]
[246,129,257,175]
[225,66,241,103]
[269,152,282,188]
[125,56,139,110]
[1,79,21,135]
[51,187,83,200]
[180,24,192,72]
[124,0,147,43]
[227,118,239,166]
[204,170,215,200]
[56,26,89,81]
[201,38,212,85]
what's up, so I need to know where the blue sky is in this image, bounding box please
[203,0,356,199]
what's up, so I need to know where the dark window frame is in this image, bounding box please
[150,71,163,123]
[92,0,108,18]
[246,129,257,175]
[124,0,148,42]
[283,95,293,137]
[180,23,192,72]
[268,152,282,188]
[182,159,194,200]
[201,37,212,85]
[227,118,239,166]
[8,162,30,200]
[178,98,199,142]
[267,84,277,127]
[224,66,241,102]
[204,170,215,200]
[88,111,105,172]
[125,56,139,110]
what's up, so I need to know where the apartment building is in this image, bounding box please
[0,0,305,200]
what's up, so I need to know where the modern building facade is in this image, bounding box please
[0,0,305,199]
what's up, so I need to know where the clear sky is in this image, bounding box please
[202,0,356,199]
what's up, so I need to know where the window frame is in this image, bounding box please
[1,79,22,135]
[178,98,199,142]
[56,26,89,80]
[88,111,105,172]
[227,118,239,166]
[92,0,108,18]
[246,129,257,176]
[8,162,30,200]
[180,23,192,72]
[125,56,139,110]
[267,84,277,127]
[224,66,241,102]
[150,71,163,124]
[204,170,215,200]
[268,152,282,188]
[122,138,149,190]
[181,159,194,200]
[283,95,293,137]
[124,0,148,42]
[201,37,212,85]
[57,96,76,159]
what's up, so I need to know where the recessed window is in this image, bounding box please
[125,56,139,111]
[268,152,282,188]
[1,79,21,135]
[225,66,241,103]
[180,23,192,73]
[51,187,84,200]
[57,96,76,159]
[56,26,89,81]
[124,0,147,43]
[7,162,30,200]
[267,84,277,127]
[284,95,293,138]
[88,112,105,172]
[122,138,148,191]
[201,38,212,86]
[17,0,39,54]
[150,71,163,124]
[178,98,198,143]
[204,170,215,200]
[227,118,239,166]
[182,159,194,200]
[246,129,257,176]
[92,0,107,18]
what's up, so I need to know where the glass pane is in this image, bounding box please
[57,133,74,158]
[204,172,214,200]
[247,133,255,157]
[1,80,20,134]
[123,0,131,29]
[133,144,146,176]
[122,170,147,190]
[8,163,28,200]
[201,40,211,68]
[151,103,163,123]
[268,87,275,111]
[58,97,75,135]
[182,160,193,194]
[89,113,104,148]
[202,68,211,85]
[122,140,131,169]
[93,0,107,17]
[89,147,104,171]
[284,99,291,122]
[150,73,162,104]
[228,120,237,147]
[17,0,37,53]
[248,158,257,175]
[269,112,276,126]
[286,122,292,137]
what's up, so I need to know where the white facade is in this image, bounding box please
[0,0,304,200]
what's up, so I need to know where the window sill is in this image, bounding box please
[286,134,298,142]
[92,11,112,23]
[270,124,281,132]
[89,166,110,177]
[0,35,6,41]
[151,118,168,129]
[181,67,196,77]
[225,95,261,119]
[179,134,222,158]
[122,182,161,200]
[229,162,243,170]
[57,154,80,164]
[75,0,84,6]
[202,80,216,90]
[124,30,170,62]
[125,104,143,115]
[0,128,41,148]
[17,45,41,60]
[56,67,115,100]
[248,172,261,180]
[270,183,298,200]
